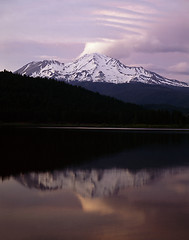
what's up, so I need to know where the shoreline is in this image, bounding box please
[39,126,189,131]
[1,123,189,131]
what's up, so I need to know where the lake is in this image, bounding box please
[0,127,189,240]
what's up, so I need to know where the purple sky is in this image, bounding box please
[1,0,189,82]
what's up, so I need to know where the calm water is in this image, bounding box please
[0,128,189,240]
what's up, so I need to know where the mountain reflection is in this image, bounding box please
[15,168,183,198]
[1,129,189,240]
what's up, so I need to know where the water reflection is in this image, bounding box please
[1,129,189,240]
[0,167,189,240]
[15,168,182,198]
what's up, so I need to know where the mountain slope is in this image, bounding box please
[71,81,189,109]
[15,53,189,87]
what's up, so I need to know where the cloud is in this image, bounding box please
[169,62,189,75]
[81,11,189,59]
[80,0,189,59]
[0,0,156,43]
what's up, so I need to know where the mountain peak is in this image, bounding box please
[15,53,189,87]
[81,52,109,60]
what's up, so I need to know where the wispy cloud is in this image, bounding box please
[169,62,189,75]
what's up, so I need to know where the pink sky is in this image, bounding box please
[1,0,189,82]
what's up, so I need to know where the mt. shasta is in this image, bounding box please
[15,53,188,88]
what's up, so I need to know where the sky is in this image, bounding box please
[1,0,189,82]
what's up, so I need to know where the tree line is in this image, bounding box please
[0,70,188,126]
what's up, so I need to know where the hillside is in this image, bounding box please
[0,71,187,125]
[71,81,189,109]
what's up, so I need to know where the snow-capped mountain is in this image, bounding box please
[15,60,65,79]
[15,53,189,87]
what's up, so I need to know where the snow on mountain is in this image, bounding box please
[15,53,189,87]
[15,60,65,79]
[15,168,171,198]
